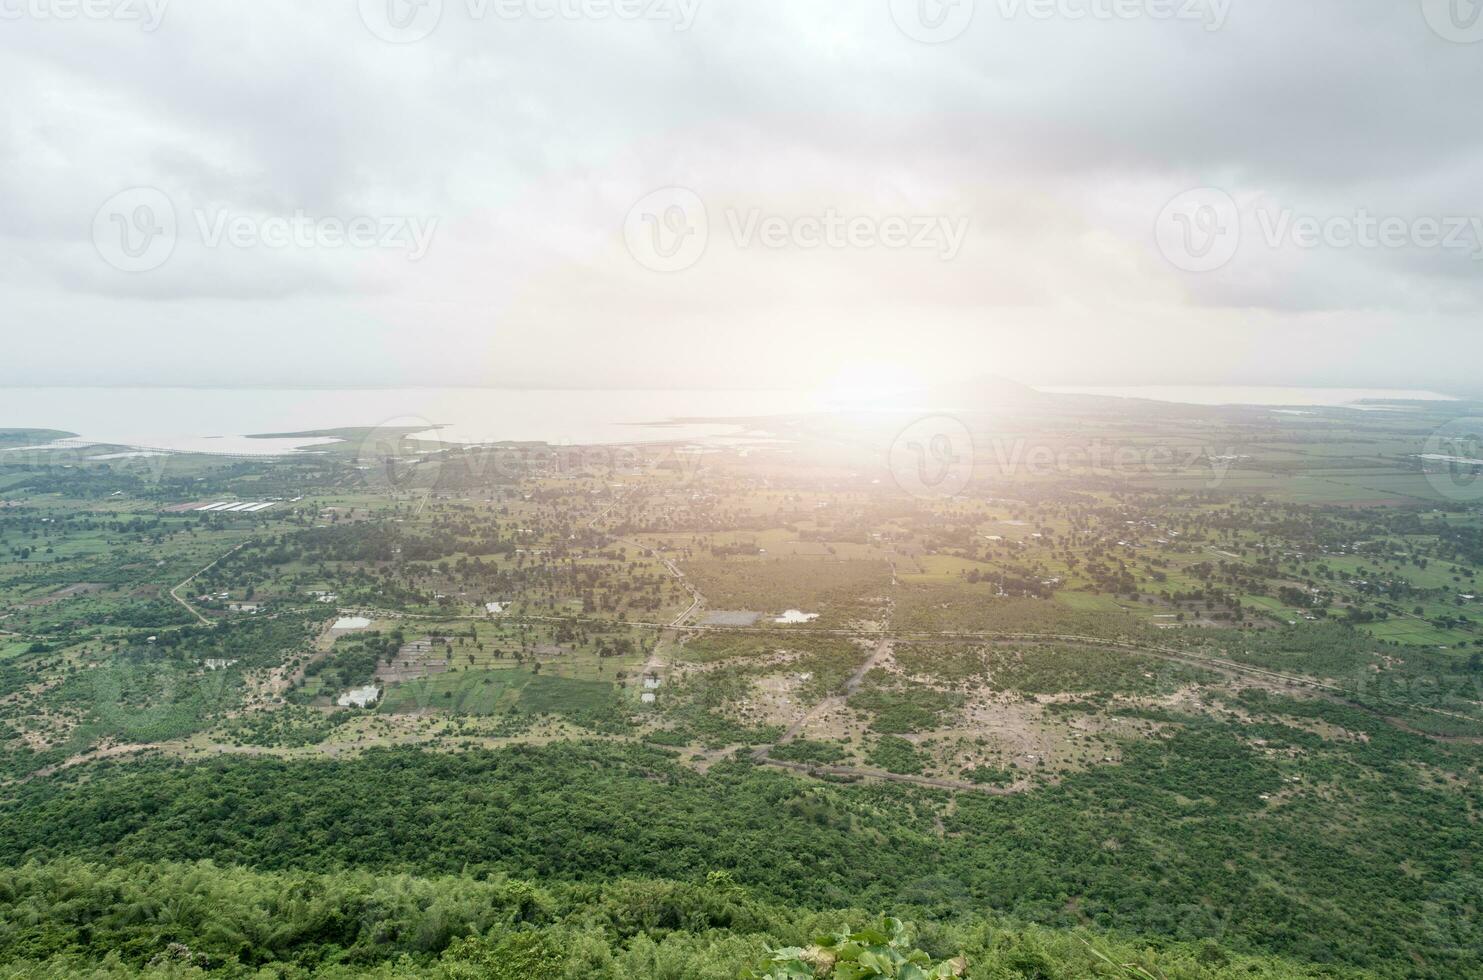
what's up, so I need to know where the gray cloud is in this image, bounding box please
[1,0,1480,393]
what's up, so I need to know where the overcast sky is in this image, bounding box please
[3,0,1481,394]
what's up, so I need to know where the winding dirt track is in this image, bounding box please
[20,616,1479,790]
[395,588,1483,739]
[167,543,246,626]
[404,594,1483,733]
[773,634,893,747]
[492,612,1482,732]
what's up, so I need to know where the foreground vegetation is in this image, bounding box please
[2,729,1479,977]
[0,859,1379,978]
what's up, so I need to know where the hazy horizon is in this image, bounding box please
[0,380,1473,400]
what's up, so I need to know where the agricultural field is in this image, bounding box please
[0,399,1480,977]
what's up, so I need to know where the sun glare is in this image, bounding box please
[813,362,927,413]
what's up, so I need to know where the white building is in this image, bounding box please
[337,685,381,709]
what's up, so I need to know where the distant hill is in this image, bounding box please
[0,428,76,446]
